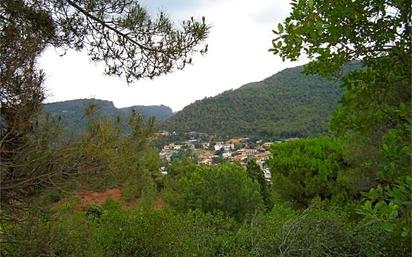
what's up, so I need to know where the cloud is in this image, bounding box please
[250,1,292,24]
[40,0,307,111]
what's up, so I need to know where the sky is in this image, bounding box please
[39,0,307,112]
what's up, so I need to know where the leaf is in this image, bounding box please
[316,20,323,30]
[389,209,399,219]
[295,37,302,46]
[308,0,314,9]
[278,23,284,34]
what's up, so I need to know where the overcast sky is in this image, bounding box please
[39,0,307,111]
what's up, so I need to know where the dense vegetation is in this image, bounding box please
[43,99,174,136]
[163,65,347,138]
[2,133,410,256]
[1,0,411,256]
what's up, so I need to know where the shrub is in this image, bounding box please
[169,163,264,221]
[268,137,354,207]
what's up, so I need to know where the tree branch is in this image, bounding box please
[65,0,159,54]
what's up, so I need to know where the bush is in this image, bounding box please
[93,204,246,257]
[243,201,412,257]
[268,137,354,207]
[85,204,103,218]
[169,163,264,221]
[47,191,62,203]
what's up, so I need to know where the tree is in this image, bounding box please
[270,0,410,75]
[170,164,263,221]
[268,137,353,208]
[269,0,410,137]
[1,0,209,82]
[270,0,411,235]
[246,160,272,210]
[0,0,209,217]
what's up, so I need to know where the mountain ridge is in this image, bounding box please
[162,65,343,139]
[42,98,174,135]
[43,98,174,119]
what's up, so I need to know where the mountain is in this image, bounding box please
[118,105,174,121]
[162,65,344,139]
[42,99,174,135]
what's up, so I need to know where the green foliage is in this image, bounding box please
[85,204,104,219]
[242,201,411,257]
[268,137,357,207]
[356,123,412,238]
[67,110,158,192]
[163,65,343,139]
[4,199,411,257]
[0,114,66,217]
[1,0,208,224]
[122,148,163,201]
[3,201,245,257]
[3,1,412,255]
[248,204,354,257]
[42,99,174,137]
[94,207,237,257]
[169,163,263,221]
[241,204,298,256]
[358,176,412,238]
[2,0,209,83]
[46,191,62,203]
[246,160,273,210]
[2,206,95,257]
[270,0,410,76]
[167,156,198,181]
[271,0,411,239]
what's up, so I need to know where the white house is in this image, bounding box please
[223,144,235,152]
[214,143,224,151]
[222,152,232,159]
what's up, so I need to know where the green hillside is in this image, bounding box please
[43,99,174,135]
[163,65,344,139]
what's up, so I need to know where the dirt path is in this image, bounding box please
[77,188,122,206]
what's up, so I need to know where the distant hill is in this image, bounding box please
[43,99,174,135]
[163,65,347,139]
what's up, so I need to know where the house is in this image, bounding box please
[254,151,272,161]
[233,153,247,162]
[199,158,213,165]
[214,142,224,151]
[222,152,232,159]
[159,150,177,162]
[173,145,182,150]
[226,138,242,144]
[240,137,250,143]
[163,143,174,151]
[245,149,258,157]
[223,144,235,152]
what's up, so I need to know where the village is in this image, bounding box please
[156,131,295,181]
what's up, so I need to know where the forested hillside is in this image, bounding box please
[163,65,348,138]
[1,0,410,256]
[43,99,174,135]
